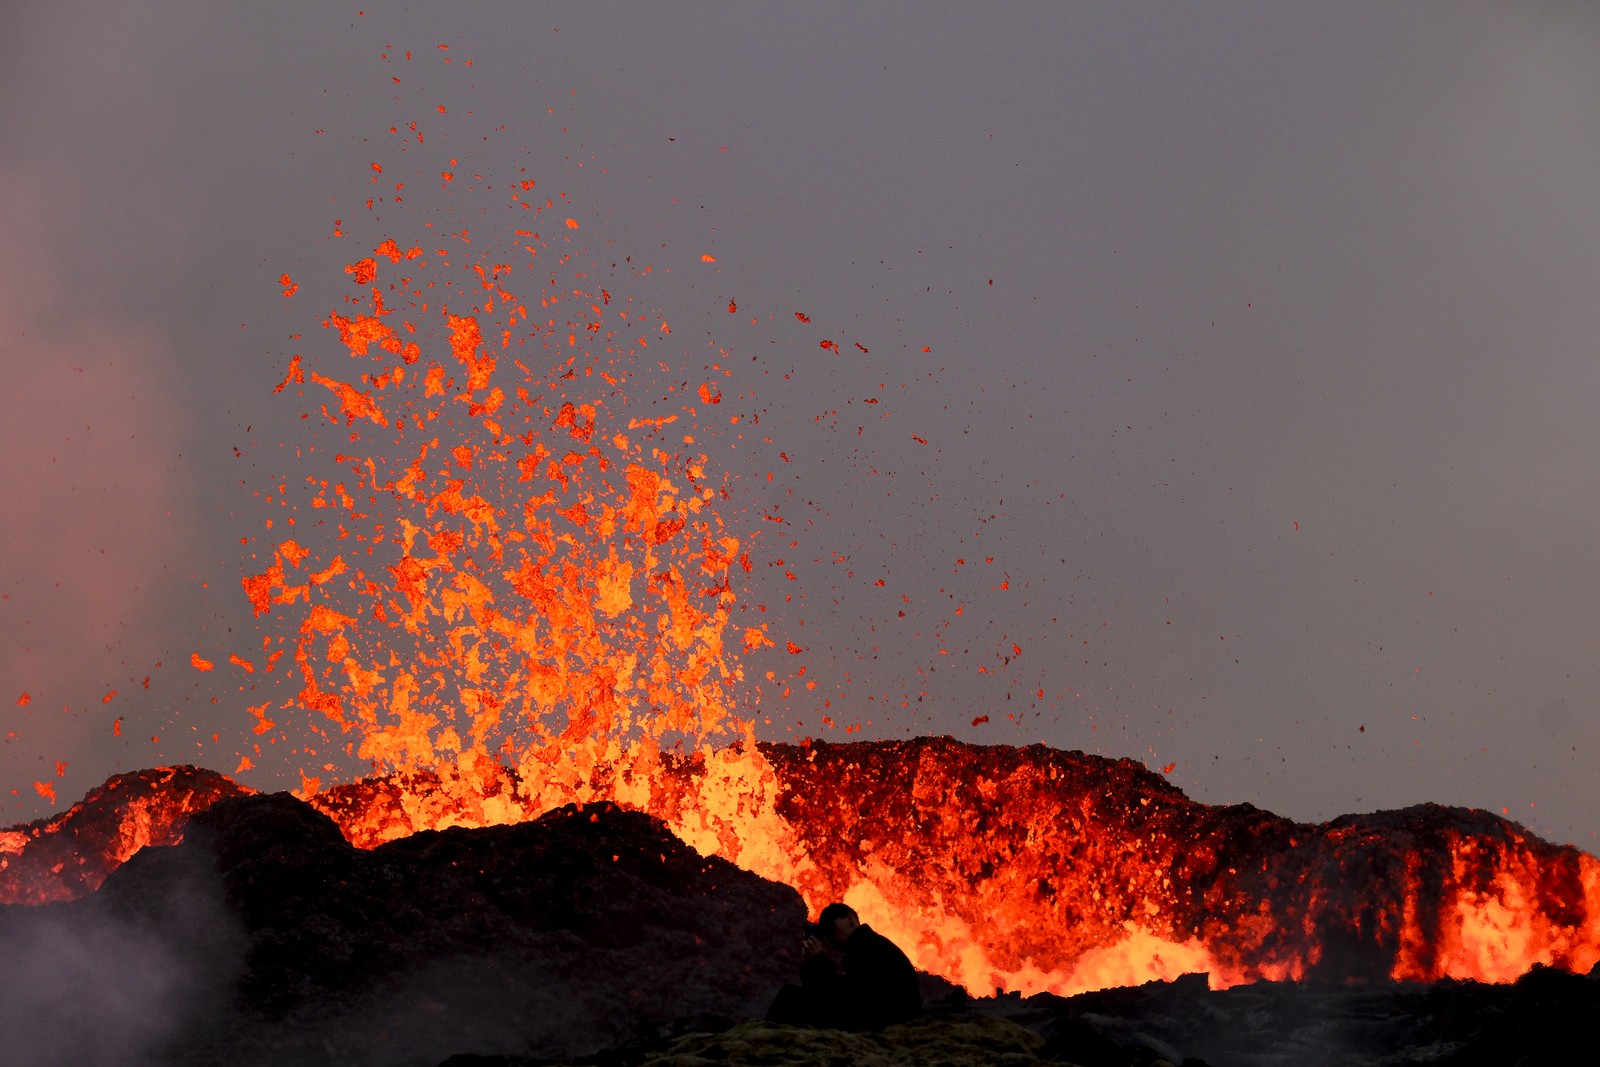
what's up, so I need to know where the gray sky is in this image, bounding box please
[4,2,1600,848]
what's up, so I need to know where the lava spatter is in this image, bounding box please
[247,240,759,815]
[6,47,1597,1006]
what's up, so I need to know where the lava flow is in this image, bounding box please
[5,121,1598,1000]
[5,741,1599,996]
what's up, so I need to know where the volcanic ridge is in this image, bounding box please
[1,738,1597,1066]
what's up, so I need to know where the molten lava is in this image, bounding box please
[5,746,1598,996]
[0,766,247,905]
[242,228,758,808]
[5,81,1597,1005]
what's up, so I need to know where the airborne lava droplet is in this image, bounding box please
[7,79,1569,1010]
[345,258,378,285]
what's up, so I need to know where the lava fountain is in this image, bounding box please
[4,106,1598,1000]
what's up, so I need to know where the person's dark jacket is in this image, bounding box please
[798,923,921,1029]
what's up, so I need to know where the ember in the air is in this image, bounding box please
[4,108,1596,1004]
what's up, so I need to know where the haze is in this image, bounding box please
[3,2,1599,848]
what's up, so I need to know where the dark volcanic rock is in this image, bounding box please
[4,792,806,1067]
[0,823,245,1066]
[4,747,1599,1066]
[925,965,1600,1067]
[9,743,1597,993]
[7,743,1600,1066]
[0,765,248,904]
[432,966,1600,1067]
[1436,963,1600,1066]
[582,1015,1056,1067]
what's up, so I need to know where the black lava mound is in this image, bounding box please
[0,792,805,1067]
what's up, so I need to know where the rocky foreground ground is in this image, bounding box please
[1,788,1594,1066]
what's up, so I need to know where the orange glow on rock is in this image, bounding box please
[6,120,1588,1011]
[13,739,1597,999]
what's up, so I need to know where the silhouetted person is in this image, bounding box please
[767,903,921,1029]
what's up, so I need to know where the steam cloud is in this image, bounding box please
[0,847,243,1067]
[0,170,193,792]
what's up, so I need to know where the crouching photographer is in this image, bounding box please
[767,903,921,1029]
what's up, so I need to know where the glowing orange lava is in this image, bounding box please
[249,229,751,765]
[216,210,1600,993]
[4,80,1596,1002]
